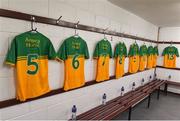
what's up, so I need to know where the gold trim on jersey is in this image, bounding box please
[5,61,15,66]
[17,56,48,60]
[56,57,64,62]
[67,54,85,58]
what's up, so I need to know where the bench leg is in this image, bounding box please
[147,93,151,108]
[128,106,132,120]
[164,83,168,96]
[157,87,160,100]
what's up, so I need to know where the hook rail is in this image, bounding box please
[0,8,157,43]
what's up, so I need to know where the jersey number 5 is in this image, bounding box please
[27,54,39,75]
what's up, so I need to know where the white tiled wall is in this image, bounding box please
[0,0,158,120]
[156,27,180,93]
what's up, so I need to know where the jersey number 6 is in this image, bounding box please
[72,54,79,69]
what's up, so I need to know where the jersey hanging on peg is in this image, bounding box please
[114,42,127,78]
[57,36,89,91]
[152,46,159,67]
[139,44,148,71]
[128,43,140,73]
[5,32,56,101]
[93,39,112,82]
[147,46,154,69]
[162,46,179,68]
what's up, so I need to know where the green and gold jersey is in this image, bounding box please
[153,46,159,67]
[147,46,154,69]
[57,36,89,91]
[5,31,56,101]
[93,39,112,82]
[128,43,139,73]
[139,44,148,71]
[162,46,179,68]
[114,42,127,78]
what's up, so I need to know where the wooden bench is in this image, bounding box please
[164,81,180,95]
[76,79,166,120]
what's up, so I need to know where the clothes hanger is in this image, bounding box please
[103,28,108,41]
[110,29,116,42]
[170,41,173,47]
[30,16,37,33]
[119,35,123,44]
[74,21,79,38]
[134,34,138,45]
[134,39,137,45]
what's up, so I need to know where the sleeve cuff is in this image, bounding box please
[5,61,15,67]
[56,57,64,62]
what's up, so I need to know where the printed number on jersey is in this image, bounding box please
[27,54,39,75]
[72,54,79,69]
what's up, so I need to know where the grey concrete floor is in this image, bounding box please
[113,91,180,120]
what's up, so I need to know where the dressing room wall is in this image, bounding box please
[0,0,158,120]
[156,27,180,93]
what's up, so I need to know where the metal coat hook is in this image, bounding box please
[110,29,116,41]
[134,34,138,44]
[75,21,79,28]
[135,40,137,44]
[30,16,37,31]
[56,16,62,24]
[74,21,80,36]
[170,41,173,46]
[103,27,108,40]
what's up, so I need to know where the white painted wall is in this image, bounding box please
[156,27,180,93]
[0,0,158,120]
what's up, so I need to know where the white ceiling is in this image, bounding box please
[109,0,180,27]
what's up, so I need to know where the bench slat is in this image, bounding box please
[76,80,165,120]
